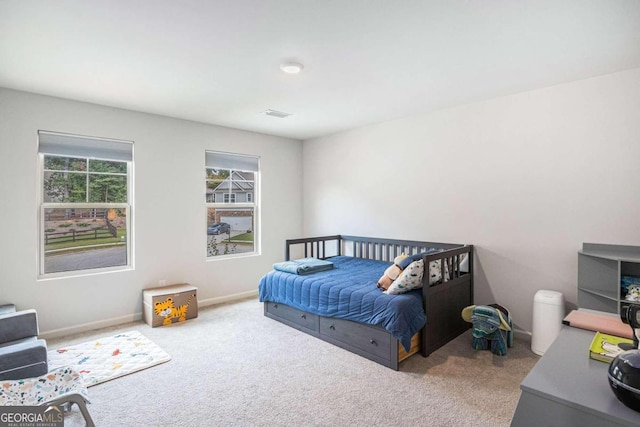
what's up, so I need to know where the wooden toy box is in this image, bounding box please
[143,284,198,327]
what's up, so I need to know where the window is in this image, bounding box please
[38,131,133,277]
[205,151,258,258]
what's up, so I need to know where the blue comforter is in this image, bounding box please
[258,256,426,351]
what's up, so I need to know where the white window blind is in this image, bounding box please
[38,131,133,162]
[205,151,259,172]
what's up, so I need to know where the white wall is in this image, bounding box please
[0,88,302,335]
[302,68,640,332]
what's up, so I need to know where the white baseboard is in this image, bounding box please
[513,328,533,343]
[40,312,143,340]
[40,289,259,340]
[198,289,258,307]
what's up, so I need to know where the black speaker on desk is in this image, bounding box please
[608,304,640,412]
[619,304,640,351]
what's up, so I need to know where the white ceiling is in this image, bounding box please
[1,1,639,141]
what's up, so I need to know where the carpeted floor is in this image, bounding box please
[49,298,539,427]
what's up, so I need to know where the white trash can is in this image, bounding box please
[531,290,565,355]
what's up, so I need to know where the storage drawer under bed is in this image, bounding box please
[319,317,391,360]
[263,301,420,369]
[265,301,319,333]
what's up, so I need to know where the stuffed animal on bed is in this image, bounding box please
[377,253,409,291]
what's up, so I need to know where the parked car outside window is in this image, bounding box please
[207,222,231,235]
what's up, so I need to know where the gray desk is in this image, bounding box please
[511,327,640,427]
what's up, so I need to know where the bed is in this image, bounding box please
[258,235,474,370]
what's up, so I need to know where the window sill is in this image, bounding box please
[38,265,134,281]
[206,251,261,262]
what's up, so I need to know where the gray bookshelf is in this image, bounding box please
[578,243,640,315]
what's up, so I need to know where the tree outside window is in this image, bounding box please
[39,132,133,277]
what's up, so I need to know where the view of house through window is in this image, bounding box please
[39,131,133,276]
[205,151,258,257]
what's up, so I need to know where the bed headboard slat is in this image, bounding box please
[285,235,470,265]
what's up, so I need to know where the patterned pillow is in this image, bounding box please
[386,260,424,295]
[388,253,468,292]
[428,259,443,285]
[428,253,468,284]
[397,249,441,270]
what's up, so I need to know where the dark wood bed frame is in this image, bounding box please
[263,235,474,370]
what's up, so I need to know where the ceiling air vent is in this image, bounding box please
[264,109,292,118]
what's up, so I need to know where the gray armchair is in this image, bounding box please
[0,304,48,380]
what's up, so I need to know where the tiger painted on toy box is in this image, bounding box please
[153,293,196,325]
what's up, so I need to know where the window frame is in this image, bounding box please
[37,135,134,279]
[205,152,259,260]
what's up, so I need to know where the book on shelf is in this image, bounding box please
[588,331,634,363]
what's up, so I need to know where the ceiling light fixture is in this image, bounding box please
[280,62,304,74]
